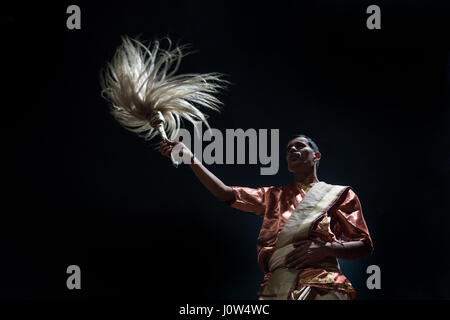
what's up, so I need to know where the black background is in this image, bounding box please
[3,0,450,302]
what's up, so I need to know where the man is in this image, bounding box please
[160,135,373,300]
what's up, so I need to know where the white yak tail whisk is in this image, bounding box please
[100,36,227,166]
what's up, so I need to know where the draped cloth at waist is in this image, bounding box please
[257,182,348,300]
[258,244,341,300]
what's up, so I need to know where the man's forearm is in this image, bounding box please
[325,240,372,260]
[189,155,235,203]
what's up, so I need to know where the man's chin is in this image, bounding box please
[288,163,308,172]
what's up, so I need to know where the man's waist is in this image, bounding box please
[267,243,340,273]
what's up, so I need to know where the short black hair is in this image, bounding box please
[290,135,320,169]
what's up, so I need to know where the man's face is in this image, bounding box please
[286,137,319,172]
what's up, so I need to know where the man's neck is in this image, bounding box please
[293,170,319,186]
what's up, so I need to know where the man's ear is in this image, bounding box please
[314,151,321,161]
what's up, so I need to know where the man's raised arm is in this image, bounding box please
[159,139,235,203]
